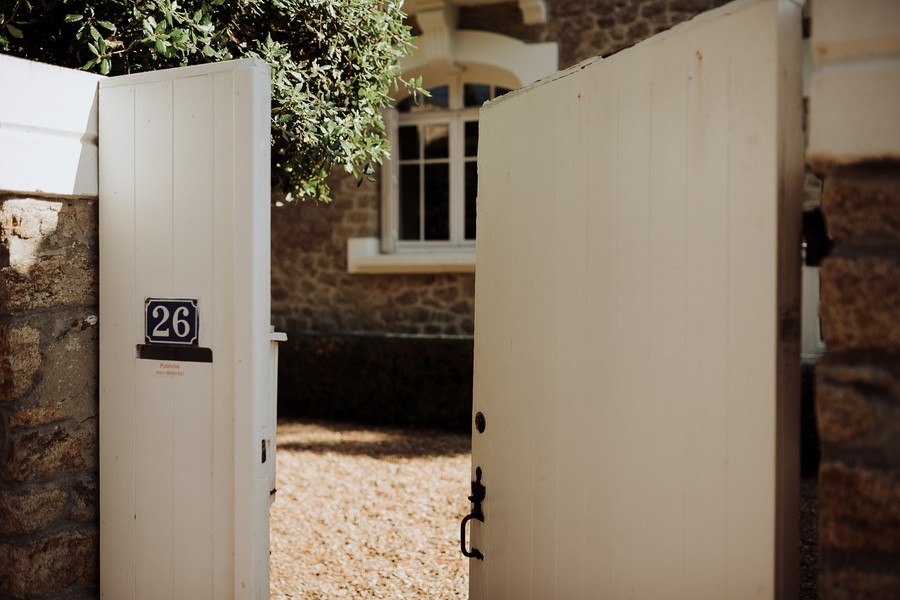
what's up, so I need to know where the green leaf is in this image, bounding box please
[0,0,423,204]
[5,23,23,39]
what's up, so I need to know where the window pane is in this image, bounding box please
[424,124,449,159]
[396,85,450,113]
[464,83,492,107]
[465,121,479,158]
[398,125,419,160]
[399,165,421,240]
[427,85,450,109]
[465,161,477,240]
[424,163,450,240]
[495,86,513,98]
[395,95,416,113]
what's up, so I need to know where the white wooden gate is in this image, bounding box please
[470,0,803,598]
[98,59,274,599]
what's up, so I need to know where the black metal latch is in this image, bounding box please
[460,466,486,560]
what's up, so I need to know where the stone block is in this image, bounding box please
[31,314,98,423]
[820,254,900,351]
[0,529,98,599]
[820,568,900,600]
[819,461,900,552]
[811,0,900,66]
[8,404,63,427]
[669,0,718,12]
[69,476,99,523]
[0,325,40,401]
[817,376,878,443]
[808,57,900,165]
[0,198,98,311]
[821,167,900,242]
[0,487,68,536]
[3,426,87,482]
[816,357,900,447]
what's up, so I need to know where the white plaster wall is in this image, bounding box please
[808,0,900,164]
[0,55,102,197]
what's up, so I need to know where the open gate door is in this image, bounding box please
[469,0,803,598]
[99,59,275,599]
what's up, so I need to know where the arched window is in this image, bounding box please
[393,78,511,248]
[349,31,557,273]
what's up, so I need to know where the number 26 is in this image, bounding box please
[152,305,191,338]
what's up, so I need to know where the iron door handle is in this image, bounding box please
[460,466,486,560]
[460,513,484,560]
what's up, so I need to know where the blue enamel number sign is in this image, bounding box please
[145,298,199,345]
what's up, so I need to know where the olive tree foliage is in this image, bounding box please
[0,0,421,202]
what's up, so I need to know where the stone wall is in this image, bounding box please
[271,170,475,336]
[809,0,900,596]
[814,167,900,597]
[0,196,99,599]
[459,0,732,69]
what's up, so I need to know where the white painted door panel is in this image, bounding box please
[471,0,803,598]
[99,59,273,600]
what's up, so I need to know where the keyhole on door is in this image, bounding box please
[475,411,486,433]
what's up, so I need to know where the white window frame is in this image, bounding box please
[395,110,478,250]
[382,75,500,255]
[348,31,559,274]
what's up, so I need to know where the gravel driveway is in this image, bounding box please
[270,420,471,599]
[270,420,818,599]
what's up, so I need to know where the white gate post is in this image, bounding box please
[98,59,275,600]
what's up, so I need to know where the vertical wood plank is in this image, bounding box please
[482,94,513,600]
[525,84,561,600]
[231,63,272,600]
[643,34,691,600]
[611,53,656,599]
[211,70,236,600]
[582,68,619,599]
[172,74,215,600]
[725,5,778,596]
[774,2,804,596]
[133,79,175,600]
[99,82,137,600]
[551,80,589,600]
[505,116,534,600]
[683,24,731,597]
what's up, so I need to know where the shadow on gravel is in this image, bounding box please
[277,419,471,459]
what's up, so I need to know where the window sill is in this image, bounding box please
[347,238,475,274]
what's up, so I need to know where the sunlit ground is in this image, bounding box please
[270,420,471,599]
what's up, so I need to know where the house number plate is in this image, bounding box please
[145,298,199,346]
